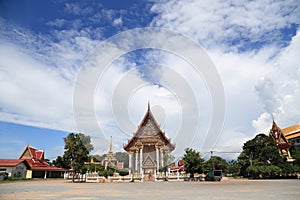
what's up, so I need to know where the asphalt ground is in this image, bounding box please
[0,179,299,200]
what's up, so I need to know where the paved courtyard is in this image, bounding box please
[0,179,299,200]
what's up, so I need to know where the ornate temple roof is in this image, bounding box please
[124,103,175,151]
[281,124,300,140]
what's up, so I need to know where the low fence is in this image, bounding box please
[85,173,134,183]
[157,173,187,181]
[64,172,209,182]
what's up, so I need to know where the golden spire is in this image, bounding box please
[109,136,113,153]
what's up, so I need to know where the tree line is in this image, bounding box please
[50,132,300,181]
[182,133,300,179]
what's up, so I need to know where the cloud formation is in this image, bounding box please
[151,0,299,51]
[150,0,300,155]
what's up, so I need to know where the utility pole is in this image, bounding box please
[210,151,214,169]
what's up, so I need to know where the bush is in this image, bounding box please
[246,165,282,178]
[98,169,114,178]
[119,170,129,177]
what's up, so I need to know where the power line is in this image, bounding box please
[202,151,242,158]
[203,151,241,154]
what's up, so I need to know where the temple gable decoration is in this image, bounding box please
[269,120,293,161]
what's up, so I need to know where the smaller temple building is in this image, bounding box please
[269,120,300,162]
[85,136,124,169]
[124,103,175,181]
[0,145,67,179]
[102,136,119,169]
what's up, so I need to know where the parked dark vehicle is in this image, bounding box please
[205,170,222,181]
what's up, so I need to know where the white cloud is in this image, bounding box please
[0,19,99,133]
[46,19,67,28]
[253,30,300,132]
[113,17,123,26]
[0,40,74,131]
[64,3,94,16]
[151,0,300,50]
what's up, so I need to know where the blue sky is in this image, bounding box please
[0,0,299,160]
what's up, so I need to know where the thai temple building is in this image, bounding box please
[124,103,175,181]
[269,120,300,162]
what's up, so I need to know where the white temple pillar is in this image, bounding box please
[129,152,133,171]
[135,150,138,171]
[156,148,159,172]
[160,149,164,167]
[287,150,292,159]
[140,148,143,174]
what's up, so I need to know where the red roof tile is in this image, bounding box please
[35,151,44,160]
[0,159,25,167]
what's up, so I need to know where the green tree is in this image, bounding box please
[259,145,283,166]
[204,156,228,173]
[52,156,70,169]
[92,154,106,162]
[241,134,275,161]
[238,133,286,178]
[290,145,300,172]
[85,163,105,173]
[183,148,204,177]
[63,133,93,182]
[227,160,240,176]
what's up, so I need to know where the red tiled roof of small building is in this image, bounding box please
[18,145,67,171]
[0,159,26,167]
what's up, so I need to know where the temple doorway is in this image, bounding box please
[144,168,155,181]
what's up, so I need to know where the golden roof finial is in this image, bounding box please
[148,101,150,111]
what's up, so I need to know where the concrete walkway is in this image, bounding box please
[0,179,299,199]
